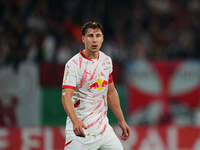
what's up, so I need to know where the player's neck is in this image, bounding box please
[83,49,99,59]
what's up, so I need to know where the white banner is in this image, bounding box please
[0,62,41,126]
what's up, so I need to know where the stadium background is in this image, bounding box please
[0,0,200,149]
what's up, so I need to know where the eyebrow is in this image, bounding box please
[87,32,103,35]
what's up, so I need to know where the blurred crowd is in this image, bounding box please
[0,0,200,67]
[0,0,200,126]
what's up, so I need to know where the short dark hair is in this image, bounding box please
[81,21,103,35]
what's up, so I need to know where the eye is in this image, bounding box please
[87,34,93,37]
[96,34,102,37]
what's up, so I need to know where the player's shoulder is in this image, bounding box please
[64,52,80,67]
[100,51,112,60]
[100,51,112,62]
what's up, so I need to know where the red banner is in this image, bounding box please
[0,126,200,150]
[0,127,65,150]
[127,61,200,124]
[114,126,200,150]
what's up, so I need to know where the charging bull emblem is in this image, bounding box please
[89,78,108,90]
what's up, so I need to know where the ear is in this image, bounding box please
[82,36,85,43]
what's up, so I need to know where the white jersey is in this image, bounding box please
[62,51,113,136]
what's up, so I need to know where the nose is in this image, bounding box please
[92,36,97,42]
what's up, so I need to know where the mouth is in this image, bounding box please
[92,45,98,49]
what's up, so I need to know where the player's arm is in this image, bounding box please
[62,88,86,137]
[107,82,130,140]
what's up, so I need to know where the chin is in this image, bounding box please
[90,49,99,52]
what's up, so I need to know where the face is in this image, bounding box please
[82,28,104,53]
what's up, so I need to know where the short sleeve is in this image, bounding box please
[109,57,113,74]
[108,57,113,84]
[62,62,77,89]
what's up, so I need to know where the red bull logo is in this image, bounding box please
[89,78,108,90]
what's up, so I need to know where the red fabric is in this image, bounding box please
[64,140,72,148]
[80,51,92,61]
[109,74,113,84]
[80,51,100,61]
[74,100,80,108]
[62,85,76,90]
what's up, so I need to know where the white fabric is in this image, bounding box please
[64,125,123,150]
[62,51,113,137]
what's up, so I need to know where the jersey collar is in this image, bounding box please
[80,51,100,61]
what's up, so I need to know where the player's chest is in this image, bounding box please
[77,61,110,85]
[80,62,109,78]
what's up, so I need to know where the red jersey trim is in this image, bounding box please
[80,51,100,61]
[62,85,76,90]
[109,74,113,84]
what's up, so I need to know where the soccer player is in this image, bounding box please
[62,21,130,150]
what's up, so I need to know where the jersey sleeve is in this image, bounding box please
[62,61,77,90]
[109,57,113,74]
[108,57,113,84]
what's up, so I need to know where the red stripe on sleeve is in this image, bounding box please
[62,85,76,90]
[108,74,113,84]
